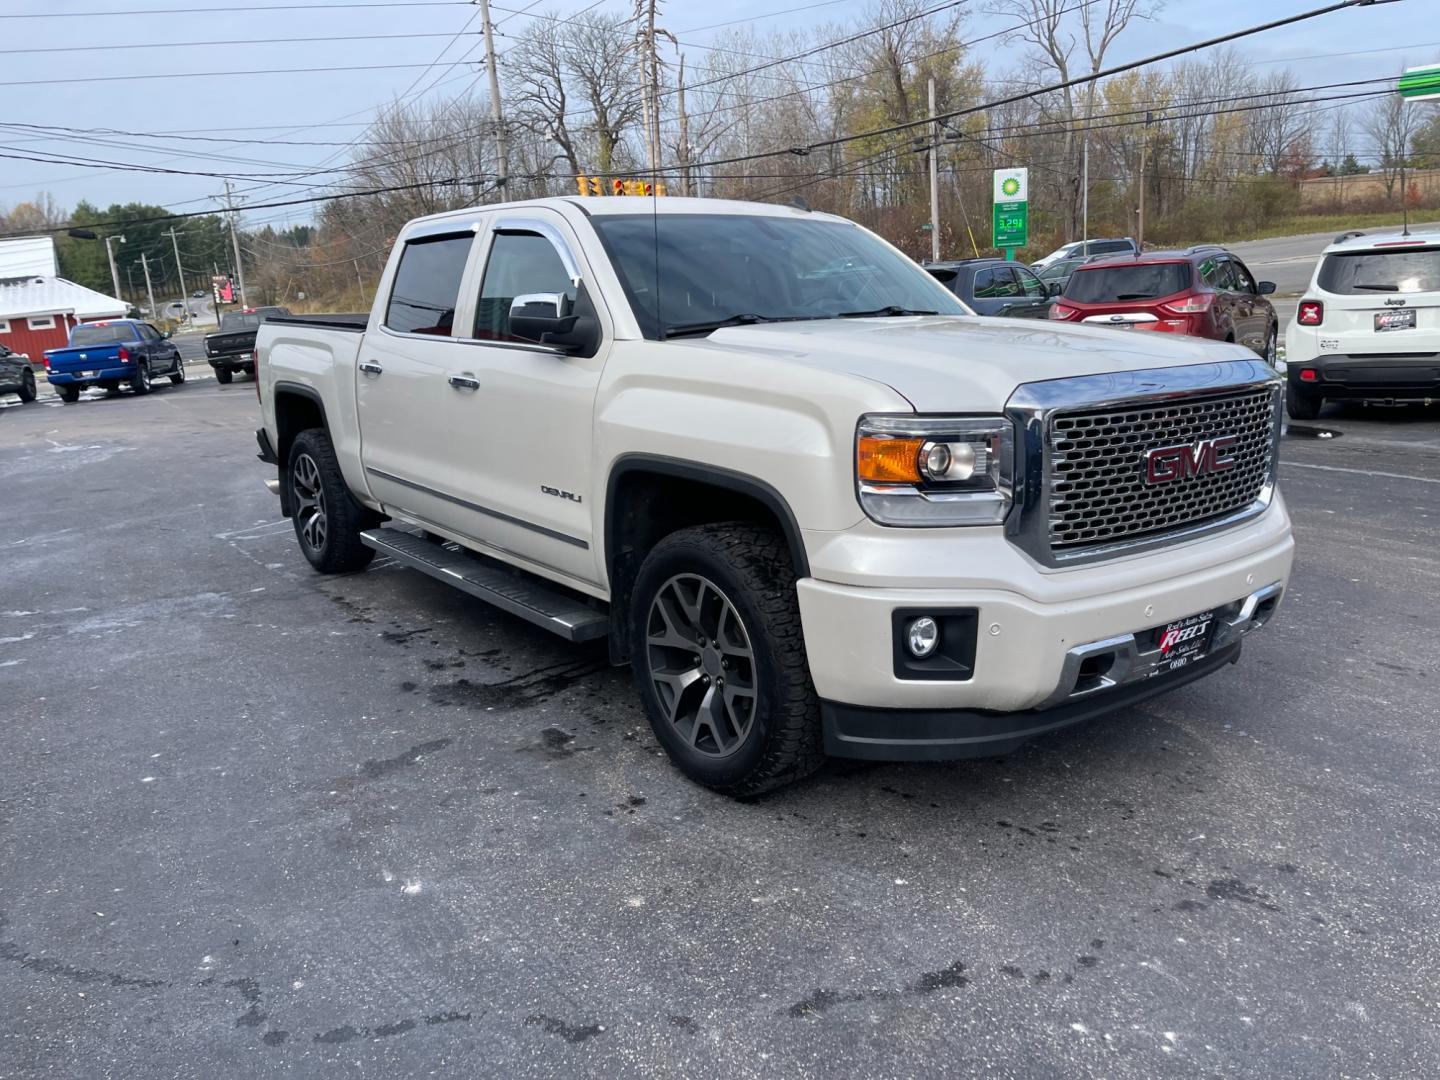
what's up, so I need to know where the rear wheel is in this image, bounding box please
[57,384,81,403]
[169,356,186,385]
[215,366,234,385]
[17,368,36,402]
[286,428,380,573]
[1287,382,1322,420]
[130,361,152,395]
[630,523,823,797]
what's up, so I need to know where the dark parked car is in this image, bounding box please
[204,306,290,383]
[1050,246,1280,362]
[1034,254,1101,294]
[1,343,37,402]
[925,259,1055,319]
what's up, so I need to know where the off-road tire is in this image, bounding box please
[1287,383,1322,421]
[630,523,824,797]
[18,368,36,402]
[215,366,234,385]
[286,427,380,574]
[57,384,81,402]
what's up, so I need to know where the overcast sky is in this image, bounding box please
[0,0,1430,231]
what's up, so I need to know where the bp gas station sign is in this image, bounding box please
[1399,64,1440,101]
[992,168,1029,252]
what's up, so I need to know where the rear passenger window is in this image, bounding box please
[385,234,473,336]
[973,268,1001,299]
[474,232,578,343]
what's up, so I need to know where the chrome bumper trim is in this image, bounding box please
[1035,581,1283,711]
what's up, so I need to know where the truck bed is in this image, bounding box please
[262,313,368,332]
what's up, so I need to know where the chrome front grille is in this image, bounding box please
[1047,386,1277,552]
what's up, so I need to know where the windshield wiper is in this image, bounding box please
[1353,282,1399,292]
[837,305,938,318]
[662,313,806,338]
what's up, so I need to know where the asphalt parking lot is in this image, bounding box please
[2,378,1438,1079]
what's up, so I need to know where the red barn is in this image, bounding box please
[0,276,127,359]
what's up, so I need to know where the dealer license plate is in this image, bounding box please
[1375,309,1416,332]
[1145,609,1216,675]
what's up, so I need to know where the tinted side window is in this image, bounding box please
[992,268,1022,298]
[972,268,1001,299]
[385,234,473,336]
[1094,241,1132,254]
[1016,268,1046,298]
[474,232,578,343]
[1228,259,1256,293]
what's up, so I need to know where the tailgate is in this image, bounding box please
[46,345,121,374]
[207,331,255,356]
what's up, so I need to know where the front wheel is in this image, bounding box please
[630,523,823,797]
[286,428,380,573]
[1287,383,1322,420]
[18,368,36,402]
[1262,329,1277,367]
[215,366,233,385]
[130,361,152,395]
[56,384,81,403]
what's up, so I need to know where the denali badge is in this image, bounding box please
[1145,436,1239,484]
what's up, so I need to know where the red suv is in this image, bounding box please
[1050,246,1280,362]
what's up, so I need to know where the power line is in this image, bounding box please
[3,30,479,54]
[0,1,470,17]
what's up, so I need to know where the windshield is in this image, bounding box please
[590,213,966,338]
[1317,247,1440,294]
[1065,262,1190,303]
[70,324,134,346]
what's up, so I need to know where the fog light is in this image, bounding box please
[906,616,940,658]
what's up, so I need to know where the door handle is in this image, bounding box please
[359,361,383,376]
[448,374,480,391]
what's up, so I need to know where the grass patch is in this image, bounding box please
[1189,210,1440,246]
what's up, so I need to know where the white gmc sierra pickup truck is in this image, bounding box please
[256,197,1293,795]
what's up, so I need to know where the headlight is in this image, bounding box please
[856,415,1014,526]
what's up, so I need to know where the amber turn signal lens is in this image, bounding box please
[857,436,923,483]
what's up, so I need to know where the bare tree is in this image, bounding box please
[1363,94,1414,200]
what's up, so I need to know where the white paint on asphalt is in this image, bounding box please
[1284,461,1440,485]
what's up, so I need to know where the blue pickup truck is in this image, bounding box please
[44,319,186,402]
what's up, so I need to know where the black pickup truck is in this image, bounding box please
[204,306,290,383]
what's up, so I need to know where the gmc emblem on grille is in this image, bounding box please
[1145,436,1239,484]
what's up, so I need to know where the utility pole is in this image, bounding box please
[677,53,691,197]
[1137,111,1151,250]
[141,251,157,321]
[125,265,136,306]
[167,227,185,302]
[354,260,367,307]
[476,0,508,195]
[928,76,941,263]
[223,179,248,308]
[103,235,126,302]
[1081,137,1090,255]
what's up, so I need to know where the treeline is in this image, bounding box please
[6,0,1440,311]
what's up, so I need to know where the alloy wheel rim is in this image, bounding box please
[644,573,757,758]
[292,453,327,553]
[138,363,150,390]
[1267,335,1276,364]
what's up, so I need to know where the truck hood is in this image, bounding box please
[699,315,1257,412]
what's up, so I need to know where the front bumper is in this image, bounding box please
[824,641,1244,760]
[796,503,1293,714]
